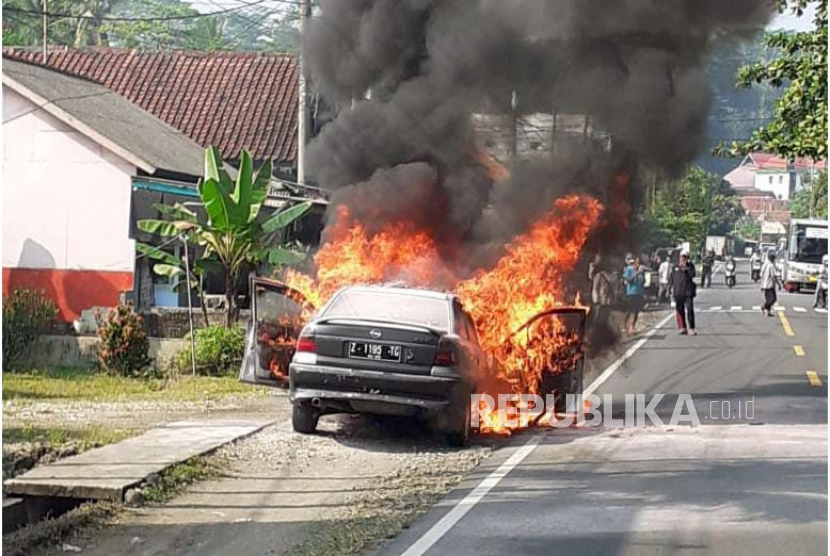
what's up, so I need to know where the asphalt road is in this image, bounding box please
[376,260,828,556]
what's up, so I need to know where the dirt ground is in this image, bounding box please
[26,395,495,556]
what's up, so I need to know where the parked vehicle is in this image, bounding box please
[725,258,737,288]
[242,282,489,446]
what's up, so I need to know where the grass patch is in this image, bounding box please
[3,424,133,447]
[142,456,221,504]
[3,367,266,403]
[2,425,135,481]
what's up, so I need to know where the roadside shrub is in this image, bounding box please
[176,325,245,376]
[97,304,152,377]
[2,289,57,369]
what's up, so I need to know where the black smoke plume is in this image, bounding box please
[305,0,776,266]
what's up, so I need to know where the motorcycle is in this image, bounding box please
[750,258,762,283]
[725,259,737,289]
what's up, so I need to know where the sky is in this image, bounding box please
[770,4,817,31]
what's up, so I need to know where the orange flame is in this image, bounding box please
[281,195,604,433]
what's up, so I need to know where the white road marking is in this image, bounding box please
[816,308,828,314]
[398,436,541,556]
[710,306,723,311]
[730,306,742,311]
[584,313,674,397]
[752,306,761,310]
[793,307,807,313]
[774,306,785,312]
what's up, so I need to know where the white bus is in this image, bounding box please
[782,218,828,292]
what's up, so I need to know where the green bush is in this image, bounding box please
[97,304,152,377]
[176,325,246,376]
[2,289,57,369]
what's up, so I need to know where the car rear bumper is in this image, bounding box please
[289,362,460,413]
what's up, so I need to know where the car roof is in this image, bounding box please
[336,285,456,303]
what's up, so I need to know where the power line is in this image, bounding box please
[3,0,286,22]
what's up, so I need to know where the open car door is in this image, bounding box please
[511,307,587,412]
[239,277,312,388]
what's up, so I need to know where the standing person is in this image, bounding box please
[622,256,645,337]
[658,256,671,303]
[760,252,779,317]
[590,260,614,332]
[814,255,828,309]
[701,249,714,289]
[670,252,697,335]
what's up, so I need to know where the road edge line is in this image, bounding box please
[398,436,541,556]
[584,312,674,397]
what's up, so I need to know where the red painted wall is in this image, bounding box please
[2,268,133,322]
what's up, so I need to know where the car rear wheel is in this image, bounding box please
[292,404,319,434]
[445,395,471,448]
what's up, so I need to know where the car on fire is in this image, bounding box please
[240,280,488,446]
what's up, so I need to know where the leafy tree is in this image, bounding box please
[646,167,745,252]
[102,0,202,49]
[791,170,828,218]
[716,0,828,160]
[737,218,762,242]
[138,146,312,327]
[136,241,213,325]
[2,0,300,51]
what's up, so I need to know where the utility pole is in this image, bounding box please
[180,235,197,376]
[509,91,518,169]
[42,0,48,64]
[296,0,311,186]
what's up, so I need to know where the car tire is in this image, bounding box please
[445,395,471,448]
[292,404,319,434]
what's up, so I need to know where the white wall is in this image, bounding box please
[2,86,136,272]
[753,170,800,201]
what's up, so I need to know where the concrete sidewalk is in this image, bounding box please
[4,419,273,502]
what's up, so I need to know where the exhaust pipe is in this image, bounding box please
[311,397,322,408]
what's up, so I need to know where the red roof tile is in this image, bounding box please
[748,152,827,171]
[3,47,298,164]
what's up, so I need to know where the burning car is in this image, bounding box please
[242,282,489,445]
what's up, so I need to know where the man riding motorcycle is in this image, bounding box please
[725,255,737,288]
[750,250,762,283]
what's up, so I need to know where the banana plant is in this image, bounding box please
[135,242,213,325]
[138,146,312,327]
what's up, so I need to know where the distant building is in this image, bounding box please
[471,113,611,167]
[724,152,826,201]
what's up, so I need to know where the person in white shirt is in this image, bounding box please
[658,257,671,303]
[760,252,780,317]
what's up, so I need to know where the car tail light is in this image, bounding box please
[434,339,458,366]
[296,329,316,353]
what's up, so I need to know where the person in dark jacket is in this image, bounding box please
[670,252,697,335]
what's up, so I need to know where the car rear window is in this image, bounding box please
[321,290,450,331]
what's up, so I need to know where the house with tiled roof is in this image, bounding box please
[724,152,827,201]
[2,47,301,173]
[2,53,326,321]
[2,57,208,320]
